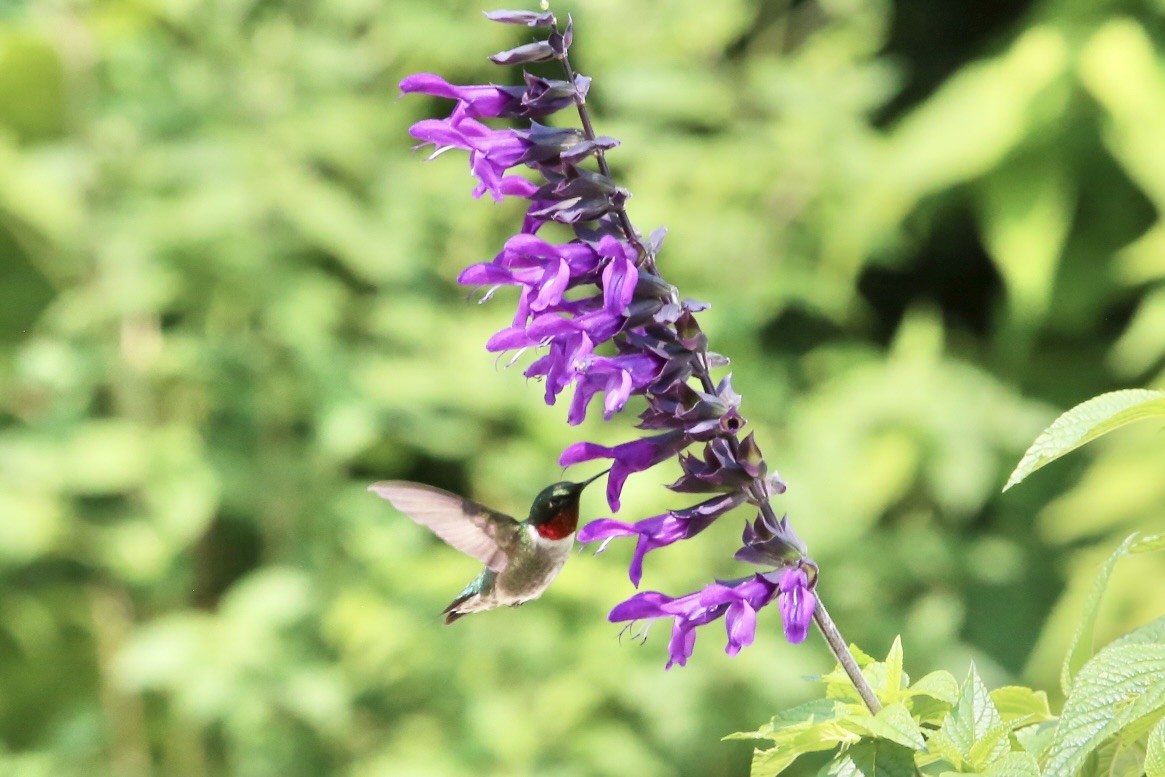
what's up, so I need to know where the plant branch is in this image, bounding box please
[813,597,882,714]
[558,46,649,263]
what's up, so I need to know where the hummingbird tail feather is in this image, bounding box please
[442,591,473,624]
[441,568,494,625]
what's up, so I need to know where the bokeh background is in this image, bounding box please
[2,0,1165,774]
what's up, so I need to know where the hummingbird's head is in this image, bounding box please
[528,470,609,539]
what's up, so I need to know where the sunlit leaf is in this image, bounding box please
[847,702,926,751]
[1003,389,1165,491]
[989,686,1054,727]
[1043,642,1165,775]
[1146,716,1165,777]
[825,739,917,777]
[930,666,1007,771]
[1062,534,1155,695]
[984,751,1040,777]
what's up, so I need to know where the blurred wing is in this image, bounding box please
[368,481,520,572]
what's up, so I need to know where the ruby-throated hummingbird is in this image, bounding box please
[368,469,608,624]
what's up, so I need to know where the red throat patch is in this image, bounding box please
[535,508,577,540]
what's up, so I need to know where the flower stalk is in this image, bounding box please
[399,6,881,711]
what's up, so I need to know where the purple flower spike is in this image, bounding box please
[400,13,820,667]
[777,565,817,643]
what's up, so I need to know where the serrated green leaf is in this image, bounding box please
[850,644,879,666]
[968,724,1013,772]
[824,664,877,706]
[1014,721,1057,760]
[984,751,1040,777]
[1062,534,1142,696]
[911,695,955,729]
[826,740,918,777]
[1087,734,1149,777]
[847,702,927,751]
[777,700,847,726]
[727,720,778,742]
[910,671,961,704]
[989,686,1054,727]
[909,671,960,727]
[883,637,906,704]
[725,699,842,741]
[1111,615,1165,649]
[751,745,800,777]
[936,666,1006,770]
[1117,708,1165,745]
[1003,389,1165,491]
[1043,643,1165,775]
[748,715,861,777]
[926,727,968,770]
[1146,716,1165,777]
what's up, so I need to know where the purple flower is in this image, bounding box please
[399,73,525,119]
[459,234,623,320]
[778,566,817,643]
[560,432,688,511]
[578,492,746,586]
[408,115,528,201]
[609,575,780,668]
[565,351,662,425]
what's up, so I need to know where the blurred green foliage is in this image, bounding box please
[1,0,1164,775]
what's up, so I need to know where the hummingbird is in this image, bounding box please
[368,469,608,624]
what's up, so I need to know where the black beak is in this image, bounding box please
[575,468,611,491]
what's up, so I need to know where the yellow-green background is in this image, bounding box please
[2,0,1165,774]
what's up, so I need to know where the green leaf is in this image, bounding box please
[910,671,961,705]
[747,713,860,777]
[1062,534,1143,696]
[1146,716,1165,777]
[882,636,906,704]
[1086,734,1151,777]
[1112,615,1165,649]
[968,725,1013,772]
[725,699,841,740]
[735,701,859,776]
[1116,708,1165,745]
[908,670,960,727]
[1043,643,1165,775]
[984,751,1040,777]
[1132,533,1165,554]
[750,745,800,777]
[848,702,926,751]
[1003,389,1165,491]
[826,740,918,777]
[931,666,1007,771]
[989,686,1054,727]
[824,664,879,706]
[1014,722,1057,760]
